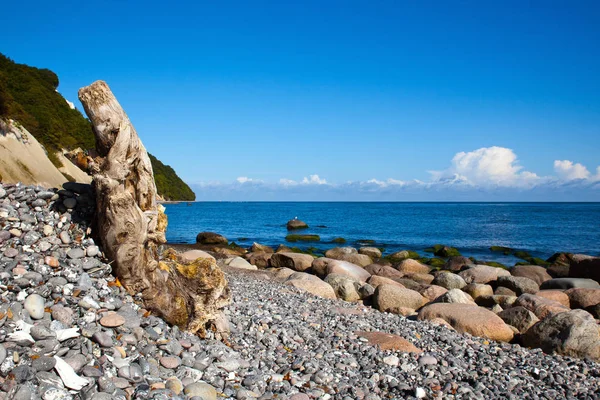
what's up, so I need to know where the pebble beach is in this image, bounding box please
[0,182,599,400]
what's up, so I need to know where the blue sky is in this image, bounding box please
[2,1,599,200]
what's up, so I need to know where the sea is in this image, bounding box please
[163,202,600,266]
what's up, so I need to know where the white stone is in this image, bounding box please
[53,356,89,390]
[24,293,45,319]
[382,355,399,367]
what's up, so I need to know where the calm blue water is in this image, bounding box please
[163,202,600,265]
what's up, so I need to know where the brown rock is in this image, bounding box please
[373,285,427,314]
[510,265,552,286]
[364,263,404,280]
[513,293,570,320]
[568,255,600,282]
[359,247,382,259]
[326,260,371,282]
[443,256,474,272]
[537,290,570,307]
[45,256,59,268]
[404,273,435,285]
[250,242,274,253]
[356,331,422,353]
[463,283,494,299]
[269,252,314,272]
[368,275,405,289]
[287,219,308,230]
[195,232,228,245]
[497,306,539,334]
[179,250,216,264]
[565,288,600,309]
[285,273,336,299]
[419,285,448,301]
[476,295,518,309]
[495,286,517,296]
[395,259,431,275]
[99,312,125,328]
[418,303,514,342]
[245,252,273,268]
[458,265,511,284]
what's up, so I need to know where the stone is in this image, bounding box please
[324,273,361,302]
[326,260,371,282]
[476,295,518,309]
[513,293,570,320]
[373,285,427,314]
[395,259,431,275]
[286,219,308,230]
[419,285,448,301]
[523,309,600,361]
[359,247,381,259]
[498,306,540,333]
[227,257,257,270]
[59,231,71,244]
[166,377,184,394]
[540,278,600,290]
[458,265,511,284]
[31,325,56,340]
[180,249,216,264]
[443,256,474,271]
[356,331,422,353]
[496,276,539,295]
[32,356,56,372]
[565,288,600,309]
[364,263,404,280]
[24,293,45,319]
[418,356,438,366]
[86,245,100,257]
[100,312,126,327]
[184,382,217,399]
[63,198,77,209]
[196,231,228,245]
[250,242,274,253]
[431,272,466,290]
[510,265,552,286]
[463,283,494,299]
[245,252,273,268]
[383,355,399,366]
[45,256,59,267]
[67,248,85,259]
[269,252,314,271]
[160,356,182,369]
[324,247,373,266]
[284,273,336,299]
[495,286,517,296]
[537,290,570,307]
[433,288,475,305]
[4,247,19,258]
[92,331,113,347]
[368,275,405,289]
[568,255,600,283]
[418,303,514,342]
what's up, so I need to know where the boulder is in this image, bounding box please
[395,259,431,275]
[269,252,314,272]
[510,265,552,286]
[271,268,296,281]
[395,278,428,292]
[431,272,466,290]
[244,252,273,268]
[540,278,600,290]
[196,232,228,245]
[387,250,418,262]
[287,219,308,230]
[276,245,292,253]
[434,289,475,305]
[475,295,517,309]
[326,260,371,282]
[513,293,570,320]
[285,234,320,242]
[373,285,427,314]
[495,286,517,296]
[419,285,448,301]
[225,257,257,270]
[568,255,600,283]
[496,276,539,295]
[522,309,600,361]
[179,250,216,264]
[417,303,514,342]
[368,275,405,289]
[250,242,274,253]
[497,306,539,334]
[403,273,434,285]
[340,253,373,267]
[325,246,357,258]
[537,290,570,307]
[311,257,336,277]
[324,273,361,302]
[565,288,600,309]
[284,273,336,299]
[463,283,494,299]
[364,263,404,280]
[433,245,461,258]
[458,265,511,284]
[359,247,382,259]
[443,256,473,272]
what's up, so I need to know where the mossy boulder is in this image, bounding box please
[332,237,346,244]
[514,250,532,260]
[287,219,309,230]
[434,246,461,258]
[196,232,228,245]
[425,258,447,269]
[483,261,509,270]
[285,234,320,243]
[490,246,513,255]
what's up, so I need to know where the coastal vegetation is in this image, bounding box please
[0,53,195,201]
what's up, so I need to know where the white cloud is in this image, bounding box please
[279,178,298,186]
[236,176,263,184]
[302,174,327,185]
[432,146,539,188]
[365,178,407,188]
[554,160,591,181]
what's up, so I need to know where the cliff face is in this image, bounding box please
[0,53,195,200]
[0,118,90,187]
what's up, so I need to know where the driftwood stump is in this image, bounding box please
[78,81,230,336]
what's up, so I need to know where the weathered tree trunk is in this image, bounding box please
[78,81,230,336]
